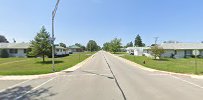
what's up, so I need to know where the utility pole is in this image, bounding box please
[154,37,159,45]
[51,0,60,72]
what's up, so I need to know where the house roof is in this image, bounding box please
[68,45,81,49]
[126,47,150,50]
[160,43,203,50]
[0,43,30,49]
[55,46,67,49]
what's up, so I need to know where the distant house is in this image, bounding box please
[159,43,203,58]
[68,45,83,53]
[126,43,203,58]
[55,46,69,56]
[0,43,68,57]
[126,47,150,56]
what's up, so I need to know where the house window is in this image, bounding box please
[24,49,27,53]
[185,50,192,55]
[56,49,59,52]
[9,49,18,54]
[174,50,177,55]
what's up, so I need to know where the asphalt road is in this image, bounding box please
[0,51,203,100]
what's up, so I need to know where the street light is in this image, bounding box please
[51,0,60,72]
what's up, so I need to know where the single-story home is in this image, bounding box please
[55,46,69,57]
[159,43,203,58]
[126,43,203,58]
[0,43,69,57]
[126,47,150,56]
[68,45,83,53]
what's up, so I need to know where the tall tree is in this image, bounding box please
[86,40,99,52]
[134,34,145,47]
[0,35,9,43]
[75,43,86,51]
[59,43,66,48]
[110,38,122,53]
[103,42,111,51]
[29,26,52,62]
[126,41,133,47]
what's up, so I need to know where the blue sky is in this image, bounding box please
[0,0,203,46]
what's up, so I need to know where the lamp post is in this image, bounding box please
[51,0,60,72]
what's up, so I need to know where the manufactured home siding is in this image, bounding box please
[161,50,174,57]
[175,50,185,58]
[9,49,27,57]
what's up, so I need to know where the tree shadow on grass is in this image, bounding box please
[35,60,64,64]
[0,85,56,100]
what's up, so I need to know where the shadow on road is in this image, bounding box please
[0,85,56,100]
[82,70,114,79]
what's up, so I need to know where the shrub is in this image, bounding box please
[0,49,9,58]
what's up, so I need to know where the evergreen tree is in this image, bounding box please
[126,41,133,47]
[0,35,9,43]
[134,34,145,47]
[29,26,52,62]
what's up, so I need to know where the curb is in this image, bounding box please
[0,53,96,80]
[109,52,203,80]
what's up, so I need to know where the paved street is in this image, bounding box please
[0,51,203,100]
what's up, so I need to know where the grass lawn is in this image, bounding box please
[112,52,127,54]
[0,52,95,75]
[122,55,203,75]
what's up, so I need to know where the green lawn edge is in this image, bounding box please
[121,54,203,75]
[0,52,95,75]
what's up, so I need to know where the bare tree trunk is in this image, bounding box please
[43,54,45,62]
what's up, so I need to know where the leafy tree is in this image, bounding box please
[110,38,122,53]
[0,49,9,58]
[126,41,133,47]
[134,34,145,47]
[59,43,66,48]
[150,45,165,59]
[29,26,52,62]
[103,42,111,51]
[86,40,99,52]
[75,43,86,51]
[0,35,9,43]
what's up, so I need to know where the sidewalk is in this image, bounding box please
[0,53,95,80]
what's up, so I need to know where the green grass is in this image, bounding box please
[112,52,127,54]
[122,55,203,75]
[0,52,95,75]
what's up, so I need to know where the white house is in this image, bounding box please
[126,47,150,56]
[159,43,203,58]
[0,43,30,57]
[0,43,69,57]
[55,46,69,56]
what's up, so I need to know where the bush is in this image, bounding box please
[0,49,9,58]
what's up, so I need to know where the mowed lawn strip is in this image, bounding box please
[122,55,203,75]
[0,58,28,64]
[0,52,95,75]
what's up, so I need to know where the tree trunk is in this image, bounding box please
[42,54,45,62]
